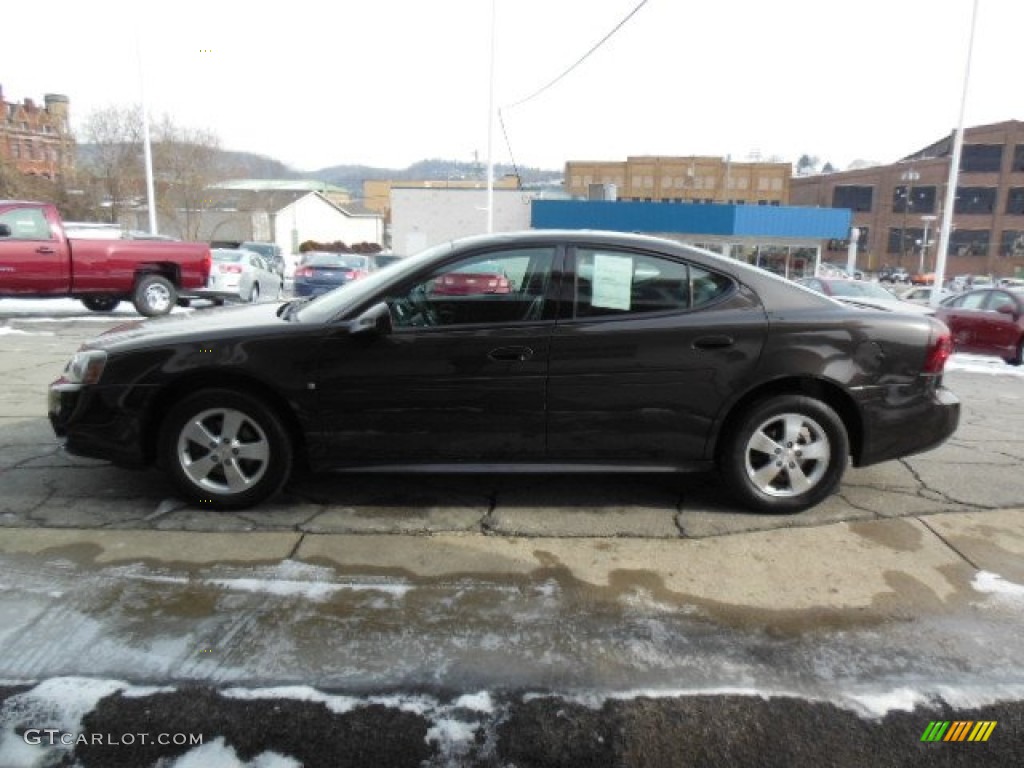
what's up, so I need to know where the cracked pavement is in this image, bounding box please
[1,306,1023,766]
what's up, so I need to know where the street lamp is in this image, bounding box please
[919,214,937,275]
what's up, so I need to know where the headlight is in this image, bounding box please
[64,350,108,385]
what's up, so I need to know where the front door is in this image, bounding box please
[313,245,560,463]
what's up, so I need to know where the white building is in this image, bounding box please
[390,187,536,254]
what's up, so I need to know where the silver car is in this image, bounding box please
[201,248,283,303]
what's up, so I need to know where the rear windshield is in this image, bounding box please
[213,251,243,262]
[304,254,368,268]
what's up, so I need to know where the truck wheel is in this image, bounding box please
[81,295,121,313]
[159,388,293,509]
[133,274,177,317]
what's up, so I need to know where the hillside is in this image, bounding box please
[75,146,561,196]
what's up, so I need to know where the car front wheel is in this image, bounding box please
[159,389,293,509]
[719,395,849,514]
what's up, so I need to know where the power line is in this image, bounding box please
[503,0,650,110]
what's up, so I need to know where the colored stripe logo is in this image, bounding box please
[921,721,997,742]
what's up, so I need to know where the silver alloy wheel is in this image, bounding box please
[176,407,271,494]
[743,411,831,498]
[144,282,173,314]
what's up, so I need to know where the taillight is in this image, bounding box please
[295,267,312,278]
[219,264,243,274]
[924,320,953,373]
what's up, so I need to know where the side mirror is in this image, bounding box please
[0,223,10,238]
[348,301,393,336]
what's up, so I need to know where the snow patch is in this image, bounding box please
[972,571,1024,599]
[454,691,494,713]
[166,737,301,768]
[947,353,1024,376]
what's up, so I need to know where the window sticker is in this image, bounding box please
[591,253,633,310]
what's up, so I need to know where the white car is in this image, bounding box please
[899,286,951,305]
[199,248,283,304]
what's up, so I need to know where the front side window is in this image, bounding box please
[387,247,555,328]
[0,206,53,240]
[573,249,731,319]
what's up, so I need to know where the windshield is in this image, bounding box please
[292,241,454,323]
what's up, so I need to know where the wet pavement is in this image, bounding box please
[1,304,1023,766]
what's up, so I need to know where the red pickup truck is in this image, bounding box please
[0,201,211,316]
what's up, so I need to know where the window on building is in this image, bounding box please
[999,230,1024,258]
[1006,188,1024,215]
[887,228,925,255]
[954,187,997,215]
[757,178,771,191]
[892,185,937,214]
[10,142,19,159]
[948,229,990,257]
[832,186,874,212]
[960,144,1003,173]
[771,178,783,191]
[1014,146,1024,172]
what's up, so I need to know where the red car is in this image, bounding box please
[429,260,512,296]
[934,287,1024,365]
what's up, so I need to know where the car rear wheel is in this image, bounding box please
[250,283,260,303]
[159,389,293,510]
[720,395,849,514]
[133,274,177,317]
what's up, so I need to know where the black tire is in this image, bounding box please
[1008,338,1024,367]
[250,283,260,303]
[719,395,849,514]
[159,389,293,510]
[132,274,177,317]
[81,295,121,312]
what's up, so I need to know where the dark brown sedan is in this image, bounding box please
[49,230,960,515]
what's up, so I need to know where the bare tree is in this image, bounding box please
[151,117,234,240]
[78,105,144,223]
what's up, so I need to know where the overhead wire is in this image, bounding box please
[498,0,651,180]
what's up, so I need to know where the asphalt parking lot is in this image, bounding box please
[1,300,1023,766]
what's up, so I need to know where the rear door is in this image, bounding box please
[546,245,768,464]
[982,290,1024,358]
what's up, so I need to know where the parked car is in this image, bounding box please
[899,286,951,305]
[796,277,934,314]
[240,241,285,277]
[428,259,513,296]
[0,201,211,316]
[369,253,403,270]
[878,267,910,284]
[293,252,372,297]
[910,272,936,286]
[48,230,959,515]
[934,287,1024,365]
[198,248,283,304]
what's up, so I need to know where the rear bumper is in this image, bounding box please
[853,381,960,467]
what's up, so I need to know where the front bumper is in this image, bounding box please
[48,379,149,468]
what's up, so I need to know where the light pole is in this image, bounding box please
[919,214,937,275]
[899,169,919,270]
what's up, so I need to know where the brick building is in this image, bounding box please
[790,120,1024,278]
[0,85,74,181]
[564,156,791,206]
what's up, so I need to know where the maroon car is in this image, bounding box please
[934,287,1024,365]
[429,260,512,296]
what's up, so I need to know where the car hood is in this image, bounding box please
[86,302,289,353]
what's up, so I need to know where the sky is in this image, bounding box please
[1,0,1021,174]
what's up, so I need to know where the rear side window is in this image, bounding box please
[573,249,731,318]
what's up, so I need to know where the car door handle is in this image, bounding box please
[488,346,534,362]
[35,246,55,254]
[693,335,734,350]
